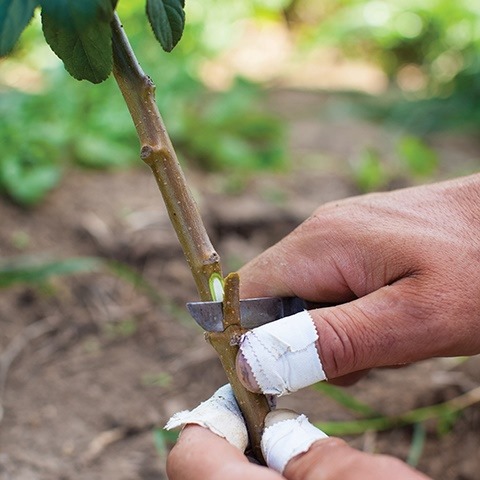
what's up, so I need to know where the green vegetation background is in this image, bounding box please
[1,0,479,206]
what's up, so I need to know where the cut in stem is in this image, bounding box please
[206,273,271,463]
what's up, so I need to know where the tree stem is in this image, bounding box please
[110,14,221,301]
[110,15,270,462]
[206,273,271,463]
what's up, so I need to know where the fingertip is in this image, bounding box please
[235,351,261,393]
[264,409,299,428]
[168,425,284,480]
[166,425,243,480]
[166,425,203,479]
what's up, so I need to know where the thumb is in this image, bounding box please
[284,435,429,480]
[237,280,441,393]
[310,281,436,379]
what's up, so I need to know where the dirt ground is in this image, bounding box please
[1,90,479,480]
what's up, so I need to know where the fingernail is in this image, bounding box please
[264,409,299,428]
[235,351,261,393]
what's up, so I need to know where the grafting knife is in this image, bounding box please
[187,296,323,332]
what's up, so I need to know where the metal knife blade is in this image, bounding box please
[186,296,317,332]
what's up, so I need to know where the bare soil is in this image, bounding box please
[1,90,479,480]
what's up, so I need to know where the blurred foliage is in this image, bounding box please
[0,253,170,309]
[290,0,480,134]
[349,147,385,192]
[396,135,438,177]
[1,0,479,206]
[370,69,480,135]
[0,255,102,288]
[153,428,178,456]
[0,1,286,206]
[350,136,439,193]
[103,318,138,340]
[295,0,480,92]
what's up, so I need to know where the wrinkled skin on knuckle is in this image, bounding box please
[315,307,361,378]
[294,211,366,299]
[307,202,420,296]
[244,211,355,301]
[316,280,438,377]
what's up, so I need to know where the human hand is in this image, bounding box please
[166,385,430,480]
[236,175,480,390]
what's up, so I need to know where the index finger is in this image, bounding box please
[167,425,283,480]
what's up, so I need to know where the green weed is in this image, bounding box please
[141,372,173,388]
[397,136,438,178]
[350,136,440,192]
[0,255,102,288]
[103,318,138,340]
[153,428,179,455]
[313,382,379,417]
[314,384,480,436]
[350,147,388,192]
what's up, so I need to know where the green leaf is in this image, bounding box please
[39,0,114,26]
[40,0,115,83]
[146,0,185,52]
[0,0,38,56]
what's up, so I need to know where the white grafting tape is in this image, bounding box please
[261,410,328,473]
[239,310,327,396]
[164,384,248,451]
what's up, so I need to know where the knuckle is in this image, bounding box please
[316,307,360,378]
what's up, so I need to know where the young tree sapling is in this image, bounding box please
[0,0,270,462]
